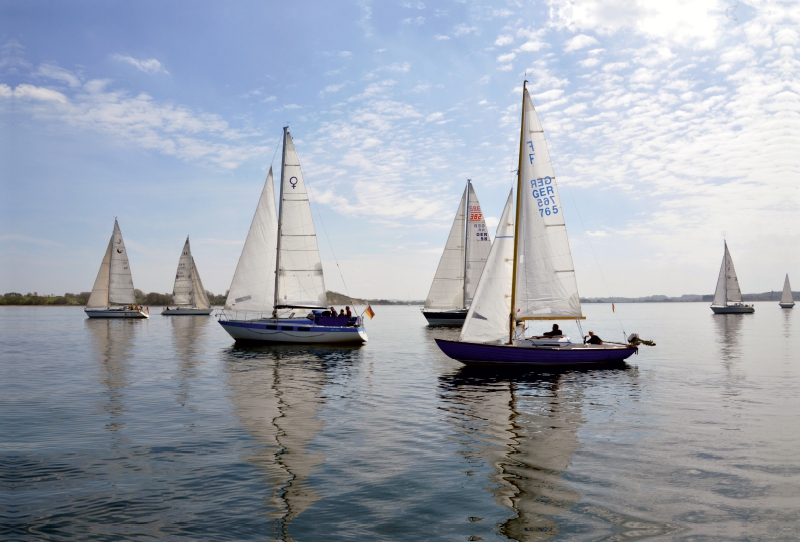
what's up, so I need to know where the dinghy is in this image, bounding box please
[436,82,637,366]
[162,237,213,315]
[84,219,148,319]
[710,241,754,314]
[422,180,491,326]
[779,274,795,308]
[218,127,367,344]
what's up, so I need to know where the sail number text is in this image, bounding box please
[531,176,559,217]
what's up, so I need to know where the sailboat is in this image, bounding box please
[710,241,754,314]
[422,180,492,326]
[162,236,213,315]
[218,127,368,344]
[779,274,795,308]
[84,219,148,319]
[435,82,637,366]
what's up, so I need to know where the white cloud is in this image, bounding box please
[435,34,451,40]
[579,57,601,68]
[402,16,425,25]
[497,52,516,62]
[36,64,81,87]
[112,54,169,75]
[1,83,68,103]
[495,35,514,46]
[454,24,479,36]
[564,34,599,52]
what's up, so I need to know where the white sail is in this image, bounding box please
[460,190,515,343]
[276,131,327,308]
[425,187,467,309]
[86,238,112,308]
[464,182,492,305]
[108,219,136,305]
[172,237,194,306]
[515,89,581,319]
[191,259,211,309]
[224,168,279,312]
[713,241,743,305]
[781,274,793,304]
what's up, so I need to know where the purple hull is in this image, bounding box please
[435,338,637,366]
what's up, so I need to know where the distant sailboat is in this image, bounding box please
[779,274,795,308]
[218,127,367,344]
[85,219,148,319]
[421,180,491,326]
[710,241,754,314]
[436,82,637,366]
[162,237,212,315]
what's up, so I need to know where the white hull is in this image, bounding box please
[219,318,367,344]
[711,304,754,314]
[85,308,149,319]
[162,307,213,316]
[779,302,795,309]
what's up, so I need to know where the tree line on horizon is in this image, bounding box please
[0,290,228,306]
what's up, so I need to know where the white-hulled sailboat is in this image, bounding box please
[85,219,148,319]
[710,241,754,314]
[162,237,212,315]
[435,81,637,366]
[217,127,367,344]
[422,180,491,326]
[779,274,795,308]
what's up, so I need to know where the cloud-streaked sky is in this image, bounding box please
[1,0,797,299]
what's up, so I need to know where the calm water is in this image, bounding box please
[2,304,799,541]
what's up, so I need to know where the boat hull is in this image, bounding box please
[85,308,149,319]
[779,302,795,309]
[435,338,636,367]
[162,308,213,315]
[711,305,755,314]
[219,318,368,344]
[422,309,467,326]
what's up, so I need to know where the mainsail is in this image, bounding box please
[514,88,582,320]
[88,219,136,307]
[781,274,793,304]
[172,237,194,306]
[224,168,279,312]
[712,241,743,305]
[275,130,327,308]
[460,190,515,343]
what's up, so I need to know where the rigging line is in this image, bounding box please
[295,159,360,313]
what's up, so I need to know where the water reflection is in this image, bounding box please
[85,318,136,432]
[439,367,584,540]
[224,345,361,541]
[170,316,211,408]
[713,313,744,363]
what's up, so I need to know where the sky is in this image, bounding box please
[1,0,798,300]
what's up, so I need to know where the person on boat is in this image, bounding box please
[585,331,603,345]
[543,324,562,336]
[329,306,336,316]
[339,309,346,317]
[345,306,352,317]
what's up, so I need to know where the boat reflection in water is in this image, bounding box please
[86,318,136,432]
[170,315,212,408]
[224,345,361,540]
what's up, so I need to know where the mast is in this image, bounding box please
[723,241,729,305]
[108,220,114,308]
[187,236,194,308]
[463,179,470,310]
[274,127,288,314]
[509,81,527,342]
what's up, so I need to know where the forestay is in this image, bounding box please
[108,219,136,305]
[464,183,491,305]
[713,241,743,305]
[515,89,582,319]
[276,132,327,308]
[172,238,194,306]
[781,274,794,304]
[425,188,467,310]
[224,168,279,312]
[86,238,112,308]
[191,259,211,309]
[460,190,515,343]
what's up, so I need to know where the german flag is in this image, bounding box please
[365,305,375,319]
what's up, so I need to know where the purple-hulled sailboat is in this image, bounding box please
[434,82,637,367]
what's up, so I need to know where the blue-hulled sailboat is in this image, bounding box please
[218,127,367,344]
[436,82,637,366]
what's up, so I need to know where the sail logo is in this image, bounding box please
[469,205,482,221]
[527,141,535,164]
[289,176,298,189]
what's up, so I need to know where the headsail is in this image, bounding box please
[425,187,467,310]
[514,88,581,320]
[191,259,211,309]
[781,274,793,304]
[86,237,112,308]
[275,130,327,309]
[172,237,194,306]
[108,219,136,305]
[224,168,279,312]
[713,241,742,305]
[464,182,492,305]
[460,190,515,343]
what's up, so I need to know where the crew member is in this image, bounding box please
[543,324,562,336]
[585,331,603,345]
